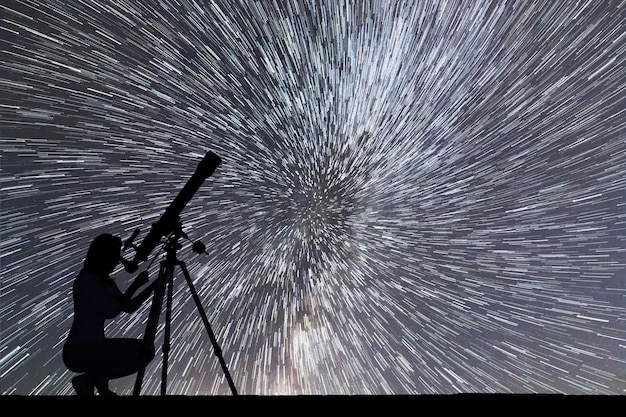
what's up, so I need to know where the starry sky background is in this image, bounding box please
[1,0,625,396]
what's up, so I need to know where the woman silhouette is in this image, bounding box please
[63,233,156,396]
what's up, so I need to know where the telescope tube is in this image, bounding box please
[125,151,221,272]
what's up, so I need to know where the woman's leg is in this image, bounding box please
[70,373,95,396]
[94,338,155,379]
[63,339,155,395]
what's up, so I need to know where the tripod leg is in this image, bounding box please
[178,261,238,395]
[161,265,174,396]
[133,261,171,396]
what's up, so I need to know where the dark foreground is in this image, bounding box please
[0,393,619,411]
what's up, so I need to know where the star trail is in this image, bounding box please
[1,0,625,395]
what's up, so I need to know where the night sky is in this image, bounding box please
[1,0,625,396]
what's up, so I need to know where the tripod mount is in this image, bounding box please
[133,220,237,396]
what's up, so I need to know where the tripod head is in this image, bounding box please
[161,220,208,259]
[121,151,221,272]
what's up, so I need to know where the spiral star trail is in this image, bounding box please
[1,0,625,396]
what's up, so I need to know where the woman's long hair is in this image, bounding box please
[84,233,122,274]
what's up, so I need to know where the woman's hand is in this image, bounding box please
[134,270,149,287]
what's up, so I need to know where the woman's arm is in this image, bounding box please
[121,271,156,313]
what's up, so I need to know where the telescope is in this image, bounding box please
[121,151,222,273]
[118,149,236,396]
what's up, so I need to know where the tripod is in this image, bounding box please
[133,226,237,396]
